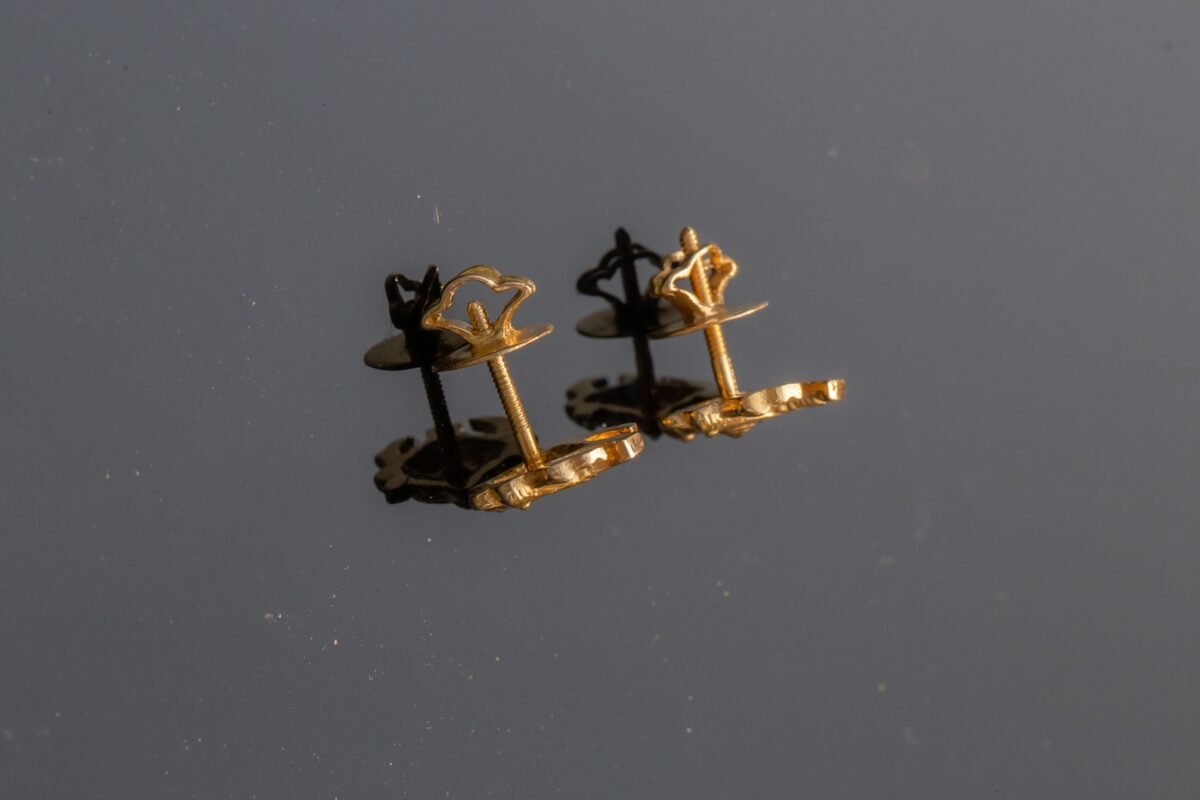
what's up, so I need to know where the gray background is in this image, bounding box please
[2,1,1198,797]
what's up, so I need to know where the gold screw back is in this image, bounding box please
[423,265,644,509]
[650,226,845,440]
[679,226,740,398]
[468,300,544,470]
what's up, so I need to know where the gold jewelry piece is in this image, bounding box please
[567,228,715,438]
[364,267,523,508]
[424,266,644,510]
[648,227,845,440]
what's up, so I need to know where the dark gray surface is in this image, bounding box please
[2,2,1198,797]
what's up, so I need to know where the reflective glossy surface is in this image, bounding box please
[3,2,1199,797]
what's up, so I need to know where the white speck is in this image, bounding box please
[332,639,339,647]
[827,145,840,158]
[877,682,887,693]
[685,727,693,734]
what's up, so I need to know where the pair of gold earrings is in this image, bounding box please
[364,226,845,512]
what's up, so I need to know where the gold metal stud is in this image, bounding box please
[648,227,845,440]
[364,267,524,509]
[423,266,644,510]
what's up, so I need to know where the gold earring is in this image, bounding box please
[364,267,524,509]
[424,265,644,510]
[566,228,713,438]
[647,226,845,440]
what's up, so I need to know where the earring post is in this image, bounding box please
[468,301,544,470]
[679,227,740,399]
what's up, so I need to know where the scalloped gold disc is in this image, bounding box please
[660,379,845,441]
[470,424,644,511]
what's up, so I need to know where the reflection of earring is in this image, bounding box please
[566,228,714,438]
[364,267,523,508]
[648,226,844,440]
[423,265,644,511]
